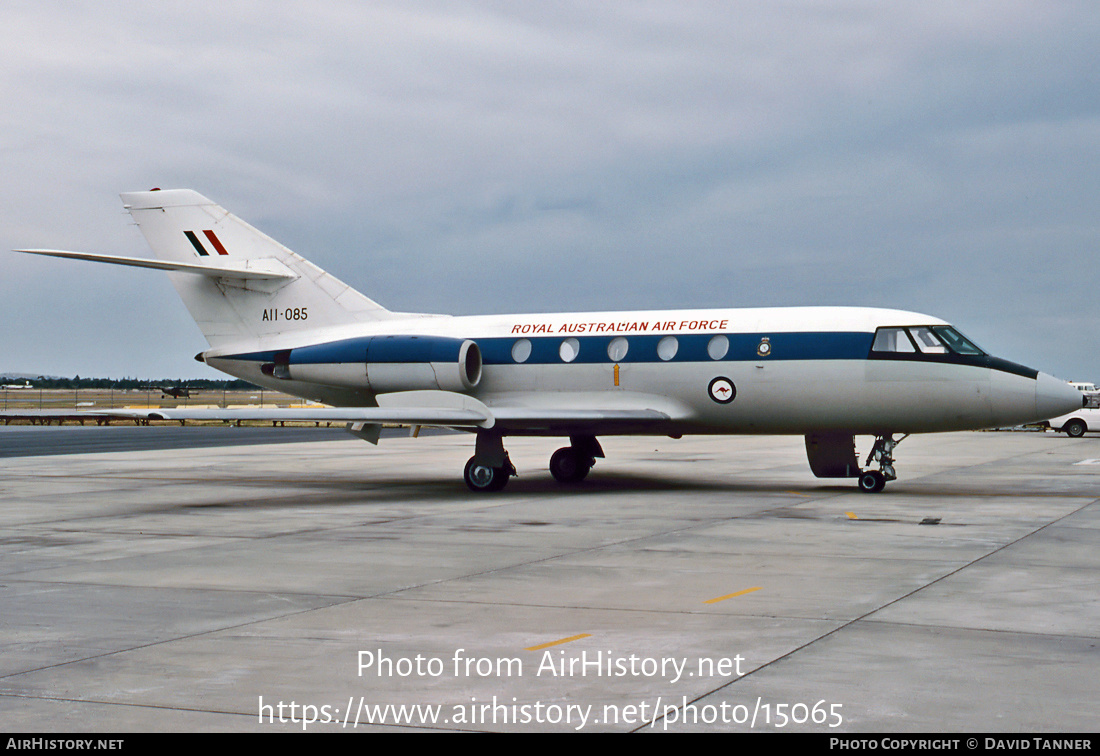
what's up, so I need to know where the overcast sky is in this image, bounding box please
[3,1,1098,381]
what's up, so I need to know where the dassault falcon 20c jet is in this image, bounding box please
[19,190,1082,493]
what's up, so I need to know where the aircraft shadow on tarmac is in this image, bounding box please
[155,467,1089,509]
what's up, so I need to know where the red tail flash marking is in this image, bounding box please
[203,230,229,255]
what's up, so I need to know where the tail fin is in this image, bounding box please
[121,189,394,347]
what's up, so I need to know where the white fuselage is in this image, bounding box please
[202,305,1077,437]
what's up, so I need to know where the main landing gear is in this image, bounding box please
[464,433,604,492]
[463,454,516,492]
[464,429,516,492]
[857,434,907,493]
[549,436,603,484]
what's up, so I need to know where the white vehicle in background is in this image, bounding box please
[1046,393,1100,437]
[1069,381,1099,397]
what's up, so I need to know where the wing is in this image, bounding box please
[106,406,493,426]
[97,390,677,436]
[102,406,671,431]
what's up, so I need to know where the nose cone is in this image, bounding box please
[1036,373,1083,420]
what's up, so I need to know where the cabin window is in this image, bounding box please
[607,337,629,362]
[511,338,532,363]
[559,338,580,363]
[707,335,729,360]
[657,335,678,361]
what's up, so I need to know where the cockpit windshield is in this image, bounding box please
[869,324,1037,378]
[930,326,983,355]
[871,325,984,356]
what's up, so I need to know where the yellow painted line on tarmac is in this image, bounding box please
[704,587,762,604]
[525,633,592,651]
[846,512,858,519]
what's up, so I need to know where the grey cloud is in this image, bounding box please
[2,1,1097,379]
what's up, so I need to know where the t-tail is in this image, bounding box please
[21,189,395,348]
[121,189,397,347]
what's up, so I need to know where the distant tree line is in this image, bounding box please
[5,376,262,391]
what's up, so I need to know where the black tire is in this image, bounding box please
[464,456,509,492]
[549,447,592,483]
[857,470,886,493]
[1065,419,1087,438]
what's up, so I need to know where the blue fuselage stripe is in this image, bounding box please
[218,332,1039,379]
[224,331,875,365]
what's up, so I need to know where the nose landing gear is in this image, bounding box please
[857,469,887,493]
[858,434,907,493]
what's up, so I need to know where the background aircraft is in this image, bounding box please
[19,190,1082,492]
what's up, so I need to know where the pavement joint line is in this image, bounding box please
[0,691,262,720]
[631,495,1100,733]
[0,594,365,682]
[2,496,828,684]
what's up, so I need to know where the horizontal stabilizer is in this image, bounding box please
[17,249,297,282]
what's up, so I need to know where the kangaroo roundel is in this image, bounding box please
[708,377,736,404]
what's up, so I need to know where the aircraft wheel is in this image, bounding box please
[857,470,886,493]
[1065,419,1087,438]
[549,447,592,483]
[464,457,509,492]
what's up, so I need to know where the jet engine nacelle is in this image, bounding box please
[264,335,482,393]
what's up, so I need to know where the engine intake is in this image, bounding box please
[262,335,482,393]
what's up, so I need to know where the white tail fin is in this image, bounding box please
[121,189,394,347]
